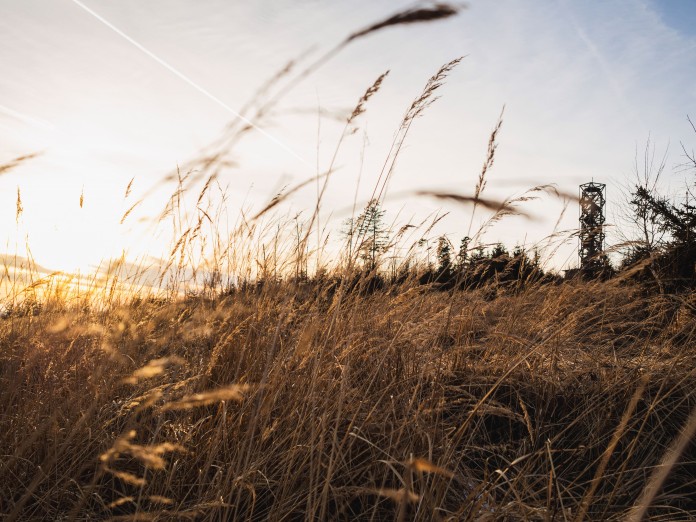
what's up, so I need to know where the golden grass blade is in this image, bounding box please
[125,389,163,411]
[122,357,186,384]
[160,384,251,410]
[108,470,147,487]
[107,497,135,509]
[374,488,420,504]
[16,187,22,223]
[125,177,134,198]
[147,495,174,506]
[0,152,40,176]
[121,199,144,225]
[101,430,186,476]
[407,457,454,478]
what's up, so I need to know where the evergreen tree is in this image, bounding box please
[455,236,470,271]
[625,185,696,282]
[344,199,389,271]
[436,235,453,279]
[490,242,508,259]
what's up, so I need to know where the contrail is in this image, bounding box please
[0,104,55,131]
[68,0,309,166]
[555,0,644,129]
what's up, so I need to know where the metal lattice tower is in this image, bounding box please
[579,182,606,272]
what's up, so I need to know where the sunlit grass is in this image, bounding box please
[2,276,696,520]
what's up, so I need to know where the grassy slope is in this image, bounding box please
[2,278,696,520]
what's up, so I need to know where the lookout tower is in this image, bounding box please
[579,182,606,273]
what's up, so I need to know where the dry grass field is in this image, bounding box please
[2,275,696,520]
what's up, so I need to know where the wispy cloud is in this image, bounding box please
[68,0,309,166]
[556,0,645,129]
[0,104,55,131]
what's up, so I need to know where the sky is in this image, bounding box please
[1,0,695,278]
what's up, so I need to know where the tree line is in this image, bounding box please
[336,152,696,293]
